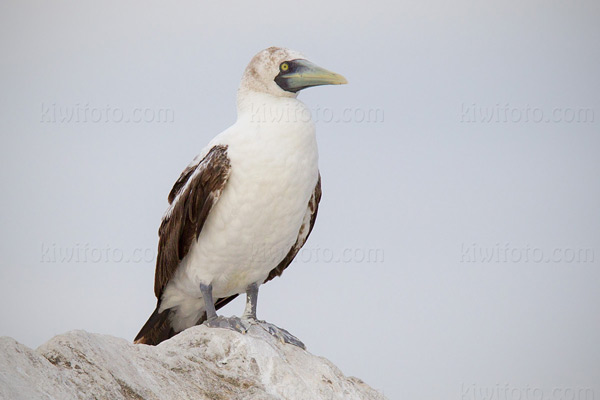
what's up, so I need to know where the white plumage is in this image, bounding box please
[135,47,346,345]
[161,96,319,331]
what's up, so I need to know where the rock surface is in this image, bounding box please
[0,324,386,400]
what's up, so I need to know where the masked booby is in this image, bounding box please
[134,47,347,347]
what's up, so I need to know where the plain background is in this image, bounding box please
[1,1,599,399]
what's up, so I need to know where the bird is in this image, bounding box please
[134,47,347,347]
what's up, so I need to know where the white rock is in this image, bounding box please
[0,324,386,400]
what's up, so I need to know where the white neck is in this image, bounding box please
[236,91,312,127]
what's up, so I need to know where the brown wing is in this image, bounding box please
[154,145,231,299]
[265,174,322,283]
[167,164,196,204]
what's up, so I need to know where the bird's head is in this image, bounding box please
[238,47,347,99]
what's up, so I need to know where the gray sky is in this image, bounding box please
[1,1,599,399]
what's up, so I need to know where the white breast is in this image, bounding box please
[160,96,319,328]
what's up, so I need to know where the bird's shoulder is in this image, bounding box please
[166,123,243,203]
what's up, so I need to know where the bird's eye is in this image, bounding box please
[280,62,289,72]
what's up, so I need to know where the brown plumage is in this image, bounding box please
[153,145,232,299]
[135,145,231,345]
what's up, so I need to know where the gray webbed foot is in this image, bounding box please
[204,316,252,333]
[256,321,306,350]
[201,282,305,349]
[240,282,305,349]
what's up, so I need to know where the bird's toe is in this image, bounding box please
[204,316,251,334]
[256,321,306,350]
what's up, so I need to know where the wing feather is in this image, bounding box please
[154,145,231,299]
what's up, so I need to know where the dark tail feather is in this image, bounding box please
[134,306,175,346]
[135,294,239,345]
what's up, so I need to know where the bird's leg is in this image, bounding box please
[241,282,259,321]
[200,281,306,349]
[199,283,217,321]
[200,282,248,333]
[241,282,306,350]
